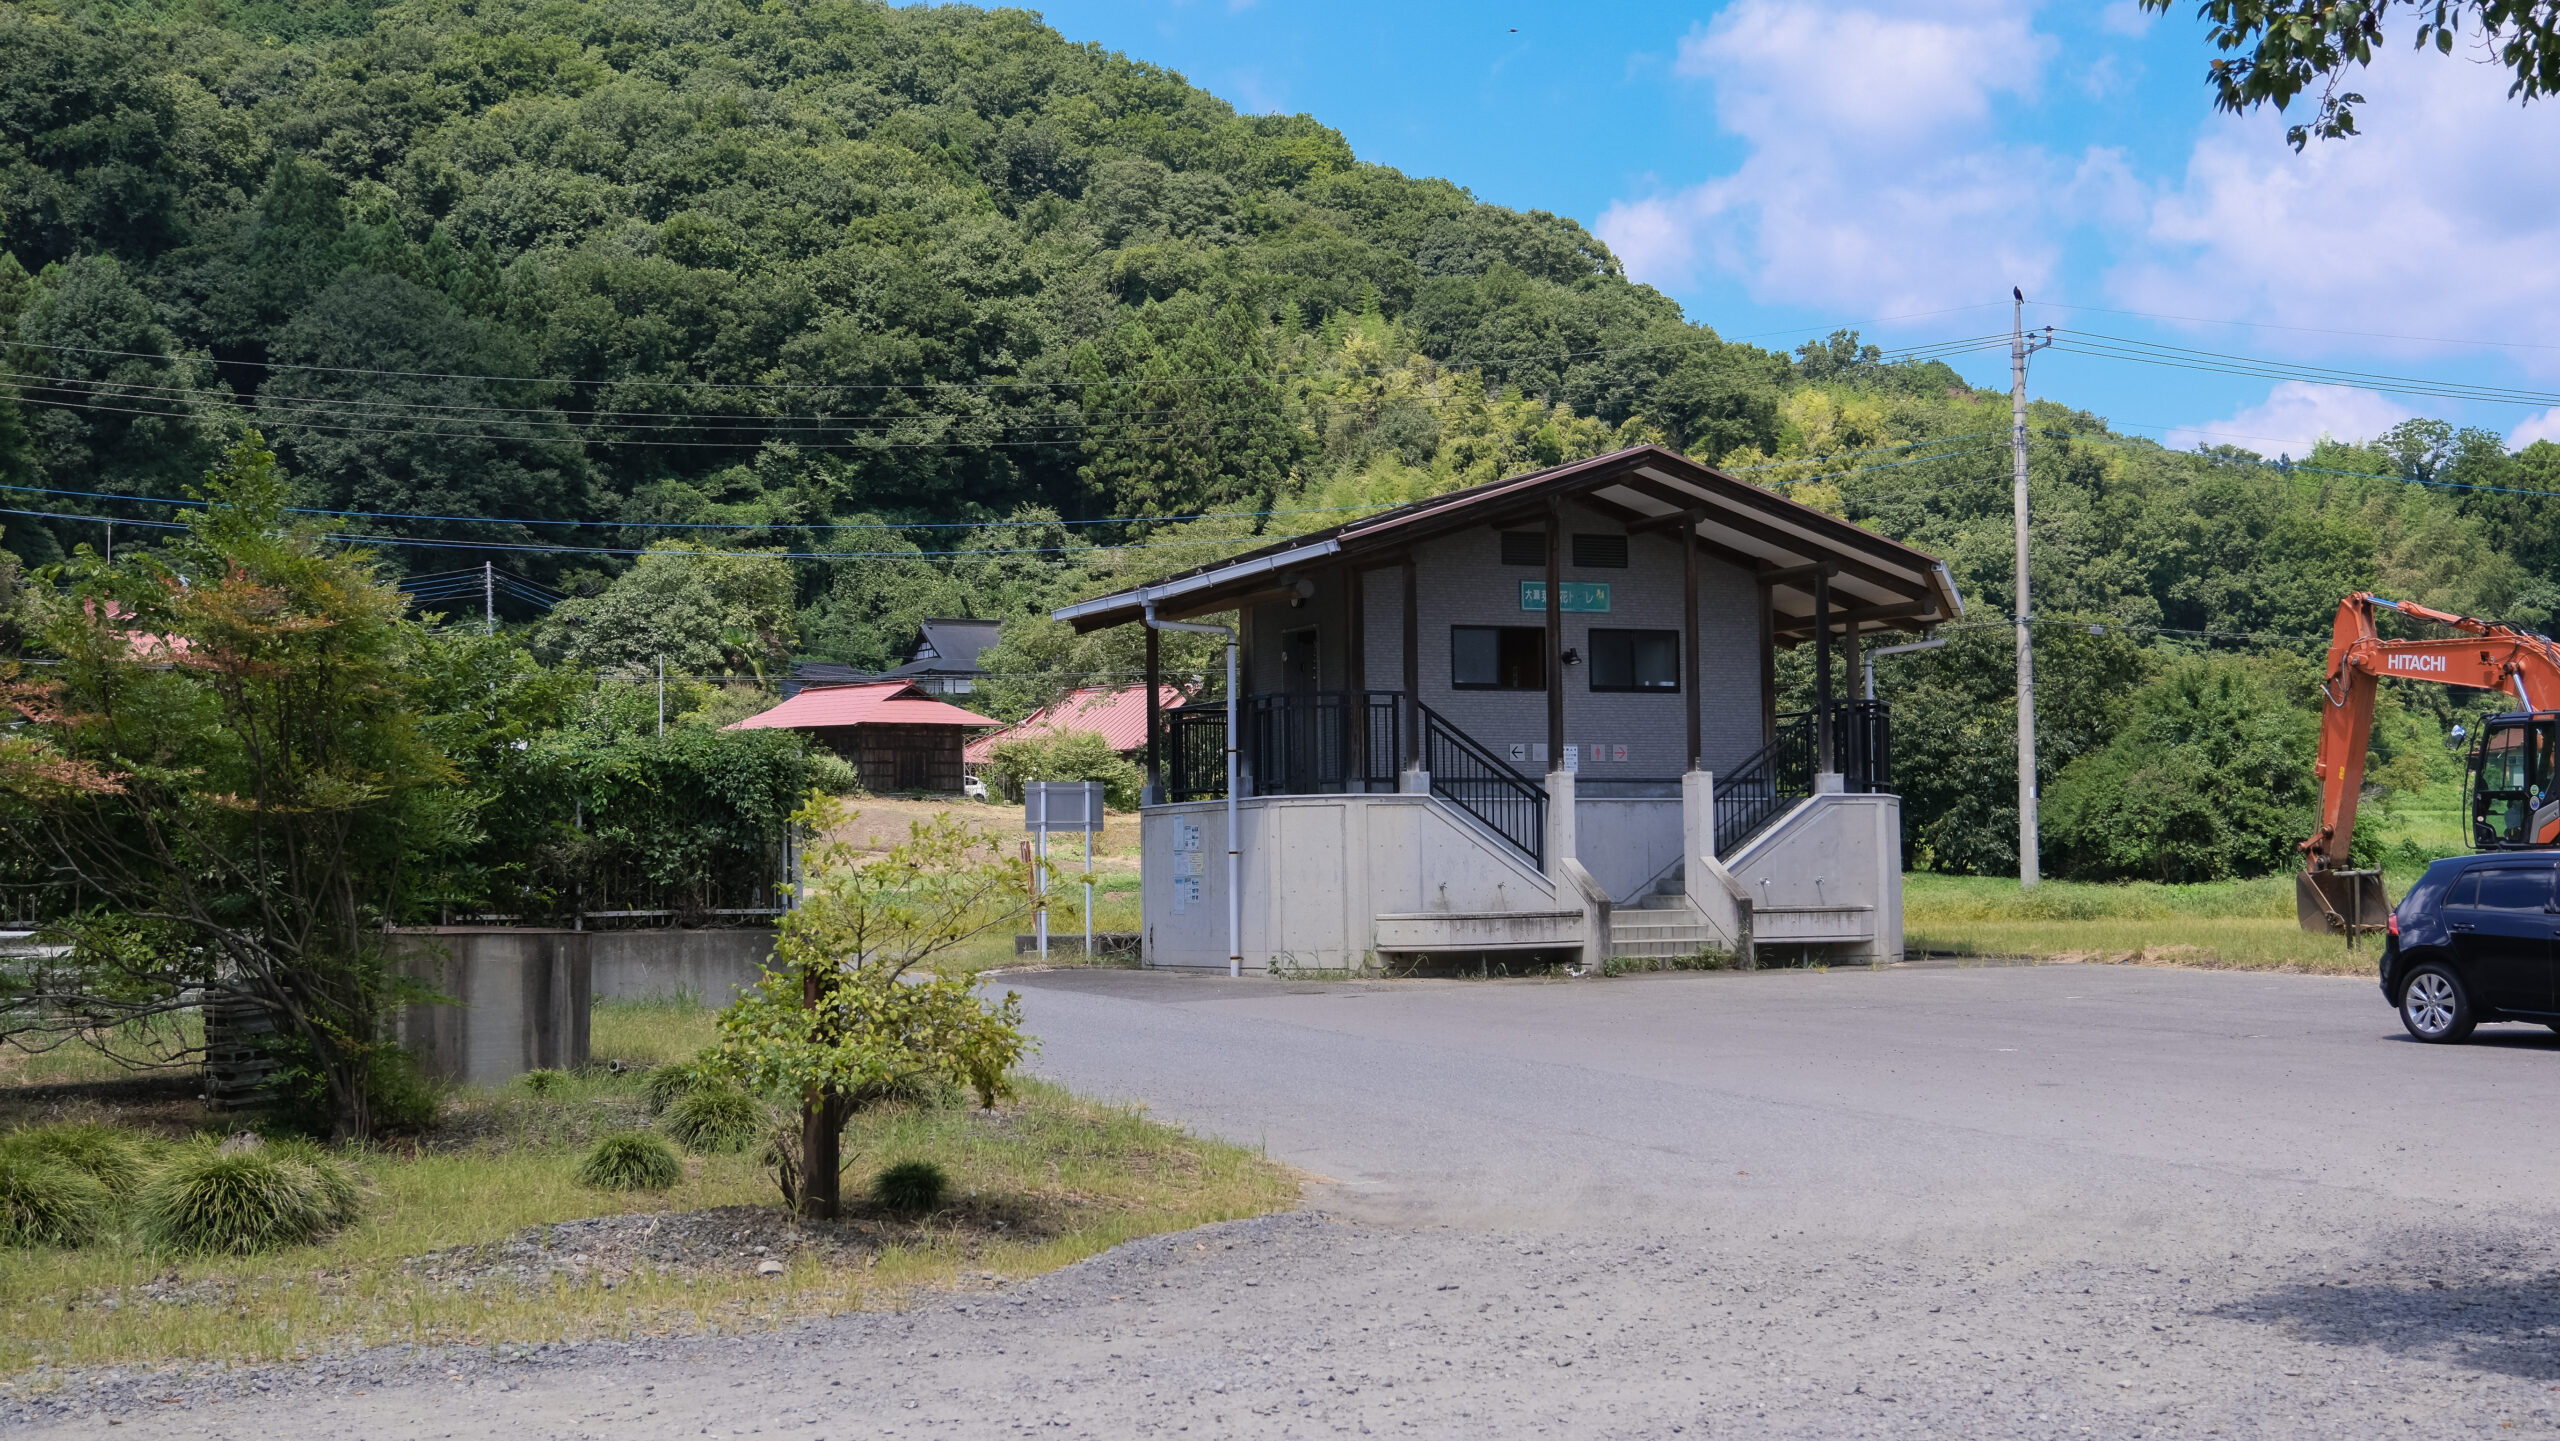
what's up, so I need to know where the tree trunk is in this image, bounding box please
[799,1092,846,1219]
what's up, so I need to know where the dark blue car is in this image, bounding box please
[2383,854,2560,1042]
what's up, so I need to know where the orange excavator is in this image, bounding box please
[2300,592,2560,933]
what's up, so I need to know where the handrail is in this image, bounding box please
[1714,701,1892,858]
[1413,699,1545,868]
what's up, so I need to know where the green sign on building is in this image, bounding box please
[1519,580,1611,613]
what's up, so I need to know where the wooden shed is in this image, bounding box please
[725,681,997,793]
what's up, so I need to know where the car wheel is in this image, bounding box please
[2399,965,2475,1043]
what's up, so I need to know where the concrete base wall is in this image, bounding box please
[1141,796,1558,972]
[394,929,590,1089]
[1574,796,1684,905]
[1721,793,1905,963]
[394,927,777,1088]
[589,928,774,1006]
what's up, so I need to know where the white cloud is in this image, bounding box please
[2513,408,2560,450]
[2097,1,2154,38]
[2163,382,2418,456]
[1597,0,2084,312]
[2116,52,2560,379]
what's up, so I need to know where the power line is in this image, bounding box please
[2049,329,2560,410]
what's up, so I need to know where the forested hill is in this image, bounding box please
[0,0,1794,583]
[8,0,2560,881]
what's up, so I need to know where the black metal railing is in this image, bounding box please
[1165,706,1228,802]
[1417,700,1546,868]
[1246,691,1403,796]
[1714,701,1891,859]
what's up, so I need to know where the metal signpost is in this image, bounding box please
[1025,781,1106,959]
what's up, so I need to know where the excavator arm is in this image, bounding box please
[2300,593,2560,932]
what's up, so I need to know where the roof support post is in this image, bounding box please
[1814,567,1835,775]
[1683,510,1703,773]
[1343,560,1365,788]
[1545,499,1566,770]
[1401,555,1421,773]
[1144,623,1163,805]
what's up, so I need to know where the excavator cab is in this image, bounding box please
[2471,712,2560,849]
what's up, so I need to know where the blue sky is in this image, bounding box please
[1027,0,2560,457]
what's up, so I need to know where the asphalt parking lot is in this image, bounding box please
[25,961,2560,1439]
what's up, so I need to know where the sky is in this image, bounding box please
[1025,0,2560,459]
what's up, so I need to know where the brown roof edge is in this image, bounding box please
[1052,444,1960,632]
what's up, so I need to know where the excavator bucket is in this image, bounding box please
[2297,868,2391,936]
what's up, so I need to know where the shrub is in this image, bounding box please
[872,1160,949,1215]
[139,1140,349,1254]
[643,1057,718,1116]
[519,1068,567,1096]
[366,1049,448,1134]
[981,731,1142,809]
[578,1131,682,1191]
[261,1140,366,1227]
[0,1123,147,1192]
[0,1151,113,1248]
[664,1083,766,1154]
[808,748,859,794]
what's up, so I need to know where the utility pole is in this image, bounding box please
[2010,289,2052,889]
[656,653,666,738]
[483,560,494,635]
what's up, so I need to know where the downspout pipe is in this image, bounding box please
[1145,599,1242,979]
[1863,636,1948,701]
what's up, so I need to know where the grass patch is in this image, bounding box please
[1903,872,2382,974]
[577,1132,681,1192]
[0,1000,1294,1376]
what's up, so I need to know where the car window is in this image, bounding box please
[2447,872,2483,908]
[2476,867,2557,912]
[2399,869,2451,920]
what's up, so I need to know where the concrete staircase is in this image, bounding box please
[1607,869,1724,962]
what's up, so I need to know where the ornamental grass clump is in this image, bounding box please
[0,1122,148,1192]
[643,1058,717,1116]
[872,1160,949,1216]
[0,1150,113,1248]
[578,1131,681,1191]
[663,1082,766,1155]
[139,1138,357,1255]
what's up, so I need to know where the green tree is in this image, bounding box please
[0,434,459,1139]
[711,800,1031,1219]
[2044,655,2322,882]
[538,544,798,679]
[1074,300,1297,521]
[2145,1,2560,148]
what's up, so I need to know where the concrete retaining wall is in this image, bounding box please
[589,928,774,1005]
[393,929,590,1089]
[394,927,777,1088]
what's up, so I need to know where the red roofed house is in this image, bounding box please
[726,681,998,794]
[963,685,1186,768]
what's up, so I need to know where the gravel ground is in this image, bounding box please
[13,1210,2560,1438]
[14,963,2560,1438]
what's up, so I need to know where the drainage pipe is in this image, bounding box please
[1863,636,1947,701]
[1145,600,1242,978]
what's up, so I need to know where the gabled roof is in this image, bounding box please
[893,618,1002,675]
[963,685,1186,764]
[724,681,998,732]
[1051,444,1963,640]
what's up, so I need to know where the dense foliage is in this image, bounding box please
[5,0,2559,884]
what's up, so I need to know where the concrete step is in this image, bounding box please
[1610,930,1719,958]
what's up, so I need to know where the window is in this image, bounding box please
[1587,629,1679,692]
[2476,867,2556,912]
[1499,531,1548,567]
[2447,872,2482,908]
[1572,533,1629,569]
[1452,626,1547,689]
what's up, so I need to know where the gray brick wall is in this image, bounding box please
[1346,501,1766,777]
